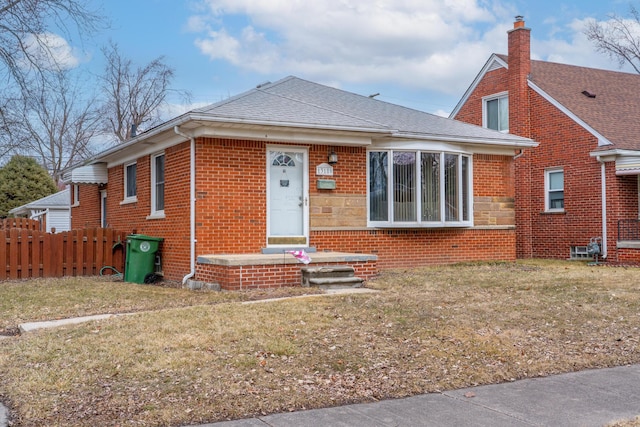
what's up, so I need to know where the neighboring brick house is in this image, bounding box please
[64,76,535,288]
[451,16,640,264]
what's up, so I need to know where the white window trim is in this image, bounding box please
[71,184,80,207]
[147,152,165,219]
[482,91,509,133]
[100,190,107,228]
[545,167,564,212]
[121,161,138,204]
[367,149,473,228]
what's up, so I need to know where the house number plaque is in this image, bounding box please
[316,163,334,176]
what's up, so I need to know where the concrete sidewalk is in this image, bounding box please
[199,364,640,427]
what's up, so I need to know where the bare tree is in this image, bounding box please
[0,0,102,88]
[100,42,183,142]
[585,5,640,74]
[8,71,102,183]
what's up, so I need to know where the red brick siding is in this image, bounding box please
[526,91,604,258]
[195,260,377,290]
[86,136,519,282]
[311,228,515,270]
[454,56,640,261]
[454,68,508,127]
[309,145,366,195]
[70,184,101,229]
[105,142,191,280]
[617,248,640,264]
[473,154,514,197]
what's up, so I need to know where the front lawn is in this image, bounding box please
[1,260,639,426]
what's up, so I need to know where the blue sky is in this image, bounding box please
[73,0,635,119]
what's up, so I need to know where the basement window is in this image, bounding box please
[570,246,590,260]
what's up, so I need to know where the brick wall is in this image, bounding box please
[103,142,192,280]
[453,43,640,261]
[195,260,377,290]
[81,136,520,282]
[70,184,101,229]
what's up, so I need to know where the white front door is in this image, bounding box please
[267,147,308,246]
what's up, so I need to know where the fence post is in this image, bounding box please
[0,230,6,280]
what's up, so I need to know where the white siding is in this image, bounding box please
[47,209,70,232]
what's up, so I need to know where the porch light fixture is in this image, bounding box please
[328,149,338,165]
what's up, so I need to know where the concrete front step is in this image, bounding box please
[308,277,364,288]
[301,266,364,288]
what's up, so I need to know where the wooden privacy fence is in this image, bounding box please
[0,218,41,231]
[0,228,127,280]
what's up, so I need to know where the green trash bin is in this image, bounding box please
[124,234,163,284]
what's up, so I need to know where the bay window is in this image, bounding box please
[368,150,472,227]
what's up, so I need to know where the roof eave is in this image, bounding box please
[450,54,508,119]
[528,81,613,147]
[393,132,538,148]
[66,112,397,170]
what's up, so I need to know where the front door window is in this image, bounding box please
[267,148,308,245]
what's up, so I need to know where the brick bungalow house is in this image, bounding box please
[451,16,640,264]
[64,76,535,288]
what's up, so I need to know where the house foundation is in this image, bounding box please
[195,251,377,290]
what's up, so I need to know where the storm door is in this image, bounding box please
[267,147,308,246]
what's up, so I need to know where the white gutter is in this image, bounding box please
[596,156,608,259]
[392,132,537,148]
[29,209,47,220]
[174,126,197,284]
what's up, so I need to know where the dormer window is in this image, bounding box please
[483,92,509,132]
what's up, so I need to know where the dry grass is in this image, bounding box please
[1,260,640,426]
[0,276,322,335]
[608,417,640,427]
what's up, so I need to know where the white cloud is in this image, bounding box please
[185,0,639,113]
[22,33,80,70]
[188,0,509,95]
[533,18,637,73]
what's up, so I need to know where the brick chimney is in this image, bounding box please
[507,15,531,138]
[509,16,534,259]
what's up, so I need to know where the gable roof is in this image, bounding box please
[527,59,640,151]
[8,188,69,216]
[452,54,640,151]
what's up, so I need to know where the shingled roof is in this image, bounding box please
[497,54,640,151]
[8,188,69,216]
[193,76,534,145]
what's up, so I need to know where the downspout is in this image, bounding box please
[513,149,524,160]
[174,125,197,284]
[29,209,48,232]
[596,156,608,259]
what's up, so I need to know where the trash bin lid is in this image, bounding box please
[127,234,164,241]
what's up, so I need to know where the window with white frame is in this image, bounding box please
[483,93,509,132]
[151,153,165,215]
[72,184,80,206]
[368,150,472,227]
[545,168,564,211]
[123,162,137,202]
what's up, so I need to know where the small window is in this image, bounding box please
[570,246,590,260]
[483,93,509,132]
[72,184,80,206]
[545,169,564,211]
[151,153,165,216]
[124,162,137,201]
